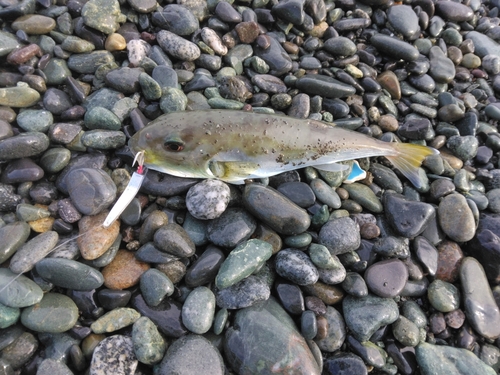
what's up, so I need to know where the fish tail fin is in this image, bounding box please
[386,143,438,188]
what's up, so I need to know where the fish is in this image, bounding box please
[129,109,438,188]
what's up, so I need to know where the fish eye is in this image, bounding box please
[164,140,185,152]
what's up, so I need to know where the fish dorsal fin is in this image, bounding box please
[208,160,260,179]
[314,163,349,172]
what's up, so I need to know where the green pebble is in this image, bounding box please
[16,109,53,133]
[342,183,383,213]
[208,97,245,109]
[16,203,50,221]
[139,72,162,101]
[416,342,496,375]
[0,302,20,328]
[401,300,428,328]
[392,316,420,347]
[42,58,72,85]
[132,316,166,366]
[310,179,341,209]
[215,239,273,289]
[67,50,115,74]
[81,130,126,149]
[311,205,330,227]
[61,35,95,53]
[182,286,216,334]
[40,148,71,173]
[284,233,312,248]
[90,307,140,334]
[309,243,336,269]
[140,269,174,307]
[21,293,78,333]
[427,279,460,312]
[0,221,30,264]
[84,106,121,130]
[160,87,188,113]
[213,308,228,335]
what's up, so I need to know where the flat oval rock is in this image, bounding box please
[364,259,409,298]
[224,298,321,375]
[243,183,310,235]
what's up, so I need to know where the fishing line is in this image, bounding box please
[0,151,147,296]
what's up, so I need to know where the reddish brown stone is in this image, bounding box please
[302,281,344,306]
[305,296,327,316]
[7,44,42,65]
[77,211,120,260]
[235,21,261,44]
[315,315,329,340]
[435,240,464,283]
[377,70,401,100]
[102,249,149,290]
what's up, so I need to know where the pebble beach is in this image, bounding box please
[1,0,500,374]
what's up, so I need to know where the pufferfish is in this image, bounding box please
[129,109,437,188]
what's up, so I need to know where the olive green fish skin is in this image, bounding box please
[129,110,422,184]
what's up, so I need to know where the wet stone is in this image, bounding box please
[185,245,225,287]
[276,281,304,315]
[131,294,187,337]
[12,14,56,34]
[132,317,166,366]
[81,0,124,35]
[364,259,409,298]
[35,258,104,291]
[296,75,356,99]
[90,335,138,375]
[157,30,201,61]
[224,298,320,375]
[36,358,73,375]
[9,230,58,274]
[158,334,224,375]
[0,332,38,371]
[216,239,273,289]
[460,257,500,339]
[84,106,121,130]
[140,269,174,307]
[319,216,361,255]
[436,240,464,283]
[315,305,346,352]
[416,342,496,375]
[205,206,256,247]
[446,135,478,161]
[0,269,43,308]
[21,293,78,333]
[370,34,419,62]
[67,168,116,216]
[102,249,149,290]
[387,5,420,40]
[185,179,230,221]
[275,249,319,286]
[438,193,476,242]
[91,308,140,334]
[342,183,383,213]
[384,192,435,238]
[323,353,367,375]
[243,183,310,235]
[152,5,199,36]
[215,271,271,309]
[182,286,215,334]
[154,223,195,258]
[0,132,49,160]
[427,279,461,313]
[343,294,399,342]
[1,157,44,183]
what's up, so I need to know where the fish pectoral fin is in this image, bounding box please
[208,160,260,180]
[313,163,349,172]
